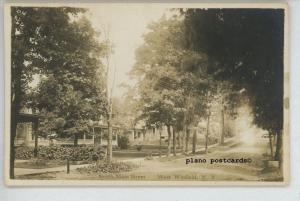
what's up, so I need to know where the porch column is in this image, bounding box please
[132,130,135,142]
[116,130,118,146]
[24,123,29,146]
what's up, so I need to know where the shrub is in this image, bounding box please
[118,136,129,149]
[15,146,33,159]
[136,145,142,151]
[77,161,138,174]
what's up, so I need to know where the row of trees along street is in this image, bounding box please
[128,9,283,162]
[10,8,284,178]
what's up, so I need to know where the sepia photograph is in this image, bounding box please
[4,3,288,185]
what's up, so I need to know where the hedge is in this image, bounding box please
[15,145,105,161]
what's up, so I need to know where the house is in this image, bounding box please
[91,124,120,147]
[14,108,41,149]
[122,123,170,145]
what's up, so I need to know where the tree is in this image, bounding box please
[130,16,184,156]
[131,15,209,157]
[132,55,184,157]
[10,7,87,178]
[99,24,117,164]
[10,7,106,178]
[27,14,106,146]
[183,9,284,162]
[30,15,107,147]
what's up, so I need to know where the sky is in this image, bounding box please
[87,6,168,98]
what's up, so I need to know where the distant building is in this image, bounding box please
[91,124,120,147]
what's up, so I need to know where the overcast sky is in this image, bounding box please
[87,6,167,98]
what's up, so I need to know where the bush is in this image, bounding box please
[15,145,105,161]
[208,136,218,145]
[136,145,142,151]
[118,136,129,149]
[77,161,138,174]
[15,146,33,160]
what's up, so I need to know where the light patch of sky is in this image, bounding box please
[87,6,167,98]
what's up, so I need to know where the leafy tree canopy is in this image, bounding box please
[182,8,284,133]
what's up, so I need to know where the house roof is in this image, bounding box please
[93,124,121,129]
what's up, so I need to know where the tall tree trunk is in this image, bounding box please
[10,103,20,178]
[205,110,210,154]
[273,134,277,145]
[10,57,24,179]
[92,127,96,146]
[182,122,187,154]
[74,133,78,147]
[192,129,197,154]
[104,30,113,163]
[33,121,39,157]
[275,131,283,168]
[10,64,24,179]
[167,125,171,156]
[10,14,25,180]
[220,104,225,145]
[159,125,162,157]
[185,128,190,153]
[181,131,184,150]
[178,130,181,150]
[172,126,176,156]
[269,133,274,158]
[10,111,17,179]
[107,107,113,163]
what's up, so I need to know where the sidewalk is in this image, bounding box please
[15,163,90,176]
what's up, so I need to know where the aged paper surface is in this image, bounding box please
[4,3,288,186]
